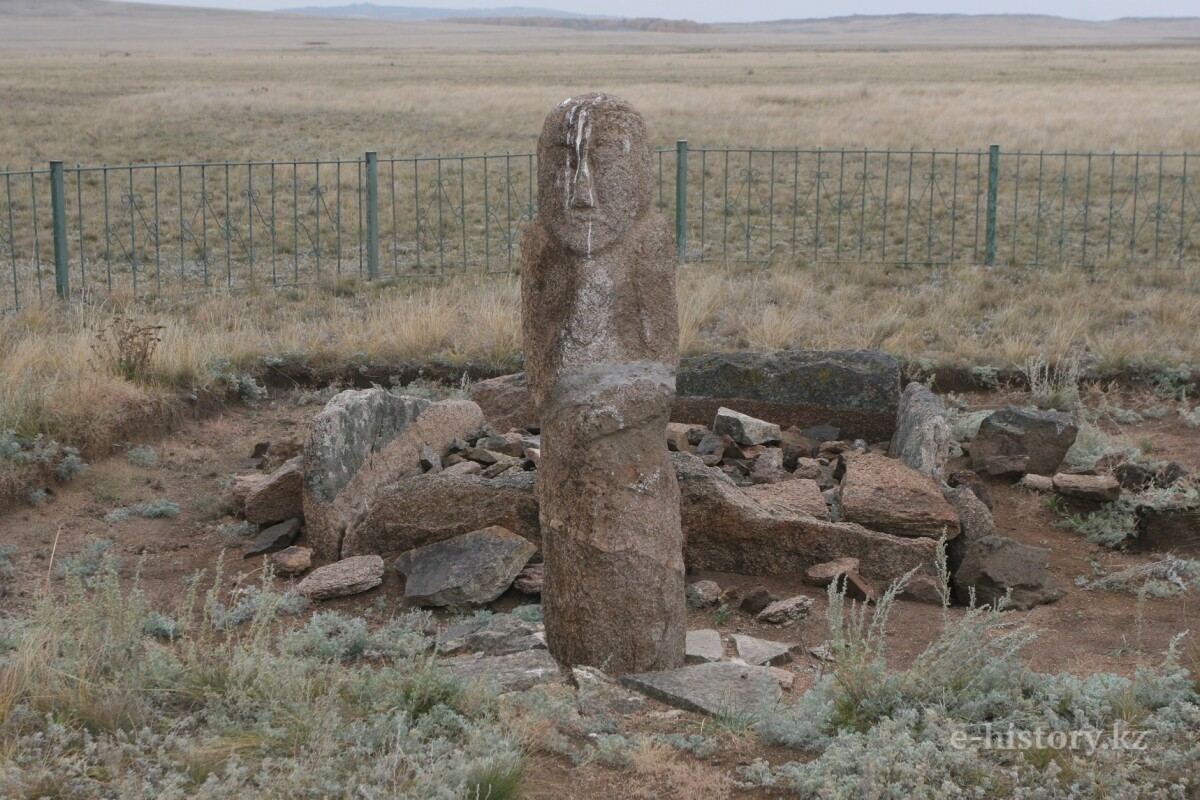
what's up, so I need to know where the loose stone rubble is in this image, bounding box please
[394,525,536,607]
[295,555,385,601]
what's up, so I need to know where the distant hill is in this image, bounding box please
[276,4,610,21]
[448,16,711,32]
[3,1,1199,51]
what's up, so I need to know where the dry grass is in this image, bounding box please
[3,34,1200,169]
[0,6,1197,447]
[2,260,1196,448]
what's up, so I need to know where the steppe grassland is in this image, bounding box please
[3,44,1200,167]
[2,29,1200,446]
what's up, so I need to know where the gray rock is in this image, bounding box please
[674,452,941,587]
[303,389,430,506]
[1052,473,1121,503]
[395,525,537,607]
[749,447,793,484]
[953,536,1065,610]
[685,629,725,664]
[803,424,841,443]
[302,394,484,559]
[443,649,562,693]
[1135,508,1200,555]
[894,383,951,481]
[269,545,312,577]
[744,479,829,520]
[468,372,536,433]
[676,350,900,443]
[730,634,798,666]
[419,444,442,473]
[1018,473,1054,492]
[713,407,782,446]
[443,460,483,477]
[739,586,774,614]
[343,470,539,557]
[437,613,545,657]
[296,555,385,601]
[243,517,300,558]
[481,454,523,478]
[573,666,647,716]
[513,562,544,595]
[901,574,950,605]
[970,405,1078,476]
[620,661,782,717]
[757,595,814,624]
[686,580,722,607]
[943,485,997,574]
[244,456,303,525]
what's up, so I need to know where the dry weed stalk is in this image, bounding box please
[90,317,165,382]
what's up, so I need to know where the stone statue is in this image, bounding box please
[521,93,685,674]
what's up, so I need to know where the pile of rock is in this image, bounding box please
[958,400,1195,556]
[225,371,1114,612]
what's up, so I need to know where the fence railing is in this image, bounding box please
[2,144,1197,310]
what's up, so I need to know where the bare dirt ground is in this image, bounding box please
[1,384,1197,796]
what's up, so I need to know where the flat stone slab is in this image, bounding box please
[757,595,814,625]
[686,580,722,607]
[730,634,797,666]
[620,661,782,717]
[685,629,724,664]
[269,545,313,577]
[437,613,545,657]
[574,666,646,716]
[1052,473,1121,503]
[675,349,902,442]
[713,407,782,446]
[745,479,829,520]
[839,452,961,539]
[244,518,301,558]
[971,405,1078,476]
[296,555,384,601]
[244,456,303,525]
[894,382,951,481]
[443,648,562,693]
[395,525,537,607]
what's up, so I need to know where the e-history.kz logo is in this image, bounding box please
[949,724,1150,756]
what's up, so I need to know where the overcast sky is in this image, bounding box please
[132,1,1200,23]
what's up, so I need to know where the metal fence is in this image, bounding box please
[2,144,1197,310]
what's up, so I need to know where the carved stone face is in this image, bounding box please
[536,93,654,257]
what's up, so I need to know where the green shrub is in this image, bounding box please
[126,444,158,468]
[53,538,119,578]
[0,563,526,798]
[105,498,181,523]
[1023,354,1081,411]
[55,446,89,481]
[512,604,544,623]
[747,560,1200,799]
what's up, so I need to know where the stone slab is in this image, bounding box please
[443,649,562,693]
[685,629,724,665]
[730,634,797,666]
[620,661,783,717]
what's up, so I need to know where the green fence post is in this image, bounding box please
[675,139,688,262]
[50,161,69,298]
[984,144,1000,266]
[365,151,379,280]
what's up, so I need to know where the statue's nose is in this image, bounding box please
[568,166,596,209]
